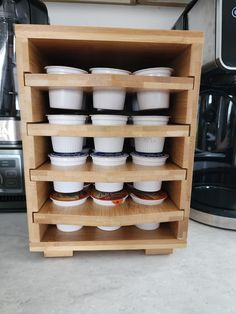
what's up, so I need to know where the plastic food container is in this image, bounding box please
[131,152,169,167]
[91,152,127,191]
[90,68,130,110]
[51,136,85,153]
[90,152,128,166]
[130,190,167,206]
[53,181,84,193]
[132,115,169,153]
[45,66,88,110]
[97,226,121,231]
[133,67,173,110]
[49,152,88,167]
[47,114,87,125]
[90,188,128,206]
[57,224,83,232]
[47,114,87,153]
[135,223,160,231]
[50,190,89,207]
[95,182,124,193]
[91,115,128,152]
[133,181,162,192]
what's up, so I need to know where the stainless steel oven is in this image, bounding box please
[0,145,26,211]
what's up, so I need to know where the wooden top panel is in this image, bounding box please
[33,197,184,226]
[15,25,203,45]
[30,161,187,182]
[27,124,190,138]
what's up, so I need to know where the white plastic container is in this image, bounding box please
[91,115,128,152]
[49,152,88,167]
[133,181,162,192]
[47,114,87,153]
[47,114,87,125]
[97,226,121,231]
[90,68,130,110]
[135,137,165,153]
[45,66,88,110]
[90,152,128,166]
[92,195,127,206]
[135,223,160,231]
[133,67,173,110]
[51,137,84,153]
[131,152,168,167]
[95,182,124,193]
[57,224,83,232]
[132,116,169,153]
[53,181,84,193]
[130,193,165,205]
[51,196,88,207]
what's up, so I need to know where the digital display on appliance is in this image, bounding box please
[0,160,16,168]
[221,1,236,68]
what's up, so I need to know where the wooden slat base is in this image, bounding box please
[44,249,74,257]
[145,249,173,255]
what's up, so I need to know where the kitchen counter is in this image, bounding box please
[0,213,235,314]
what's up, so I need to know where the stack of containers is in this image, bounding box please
[90,67,130,231]
[45,66,89,232]
[131,67,173,231]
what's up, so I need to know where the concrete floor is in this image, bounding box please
[0,213,236,314]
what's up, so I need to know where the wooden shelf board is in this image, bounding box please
[30,224,186,252]
[27,124,190,137]
[33,197,184,226]
[30,161,187,182]
[24,74,194,92]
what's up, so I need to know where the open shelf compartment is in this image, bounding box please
[30,224,187,255]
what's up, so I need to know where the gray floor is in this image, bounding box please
[0,213,236,314]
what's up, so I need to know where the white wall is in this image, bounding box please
[45,2,183,29]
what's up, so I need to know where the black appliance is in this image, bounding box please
[173,0,236,230]
[0,0,49,212]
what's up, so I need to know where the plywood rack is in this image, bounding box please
[16,25,203,257]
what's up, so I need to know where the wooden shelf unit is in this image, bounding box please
[15,25,203,257]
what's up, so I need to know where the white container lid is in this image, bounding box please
[47,114,87,121]
[57,224,83,232]
[45,65,88,74]
[133,67,174,76]
[90,67,131,75]
[49,152,88,166]
[91,114,128,122]
[131,152,169,166]
[132,116,169,123]
[90,152,129,166]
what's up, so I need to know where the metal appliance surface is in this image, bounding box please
[191,88,236,229]
[0,0,49,212]
[0,117,21,143]
[0,145,25,211]
[173,0,236,73]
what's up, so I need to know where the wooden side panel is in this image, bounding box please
[167,137,191,169]
[24,87,48,122]
[165,180,187,210]
[170,90,194,124]
[16,37,49,243]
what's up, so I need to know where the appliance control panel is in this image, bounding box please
[0,149,24,194]
[221,1,236,68]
